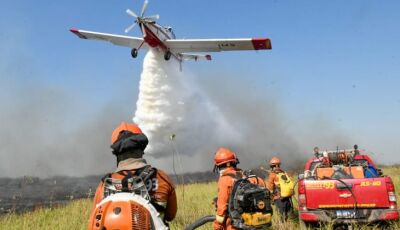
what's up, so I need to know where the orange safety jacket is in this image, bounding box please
[267,167,284,200]
[214,167,266,230]
[89,159,177,227]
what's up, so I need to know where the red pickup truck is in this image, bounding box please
[297,150,399,228]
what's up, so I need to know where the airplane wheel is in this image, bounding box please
[164,51,171,61]
[131,48,138,58]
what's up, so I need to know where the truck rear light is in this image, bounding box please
[298,181,307,210]
[388,193,397,210]
[386,179,397,209]
[298,194,307,211]
[298,181,306,194]
[388,192,397,202]
[386,180,395,192]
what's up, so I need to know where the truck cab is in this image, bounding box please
[298,149,398,228]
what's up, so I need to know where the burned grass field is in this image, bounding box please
[0,171,218,215]
[0,167,399,229]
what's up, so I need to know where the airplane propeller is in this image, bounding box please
[126,9,138,18]
[141,0,149,17]
[125,0,159,34]
[144,14,160,21]
[124,23,137,33]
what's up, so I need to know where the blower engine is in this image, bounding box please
[88,193,168,230]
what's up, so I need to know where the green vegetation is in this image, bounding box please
[1,167,400,229]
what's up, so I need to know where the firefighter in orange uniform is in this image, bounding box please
[267,156,292,221]
[213,147,266,230]
[88,122,177,229]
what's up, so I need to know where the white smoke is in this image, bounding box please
[133,49,240,159]
[132,49,352,173]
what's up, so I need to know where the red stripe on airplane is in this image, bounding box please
[143,25,168,50]
[251,38,272,50]
[69,28,87,39]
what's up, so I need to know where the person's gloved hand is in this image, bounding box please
[215,215,224,224]
[213,218,225,230]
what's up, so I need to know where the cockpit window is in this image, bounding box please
[165,26,176,39]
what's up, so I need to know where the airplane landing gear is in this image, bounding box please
[131,48,138,58]
[164,50,171,61]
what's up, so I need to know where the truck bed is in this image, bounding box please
[303,177,390,209]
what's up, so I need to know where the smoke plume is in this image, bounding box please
[133,49,240,160]
[0,46,352,178]
[133,49,352,173]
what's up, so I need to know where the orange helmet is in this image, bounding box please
[214,147,238,166]
[111,122,143,144]
[269,156,281,166]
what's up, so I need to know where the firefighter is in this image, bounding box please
[353,144,360,156]
[267,156,293,221]
[213,147,266,230]
[89,122,177,229]
[313,146,322,158]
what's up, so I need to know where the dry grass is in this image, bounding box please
[1,167,400,229]
[0,199,91,230]
[169,182,217,230]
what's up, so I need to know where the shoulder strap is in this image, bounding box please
[121,171,133,192]
[137,165,156,182]
[102,167,156,195]
[101,173,112,182]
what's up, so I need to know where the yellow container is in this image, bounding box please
[241,212,272,226]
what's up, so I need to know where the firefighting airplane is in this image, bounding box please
[70,0,272,63]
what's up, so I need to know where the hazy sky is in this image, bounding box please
[1,1,400,177]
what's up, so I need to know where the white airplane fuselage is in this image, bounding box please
[140,22,175,50]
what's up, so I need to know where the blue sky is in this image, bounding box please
[1,0,400,175]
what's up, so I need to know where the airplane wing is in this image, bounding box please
[70,28,147,49]
[165,38,271,53]
[179,53,212,61]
